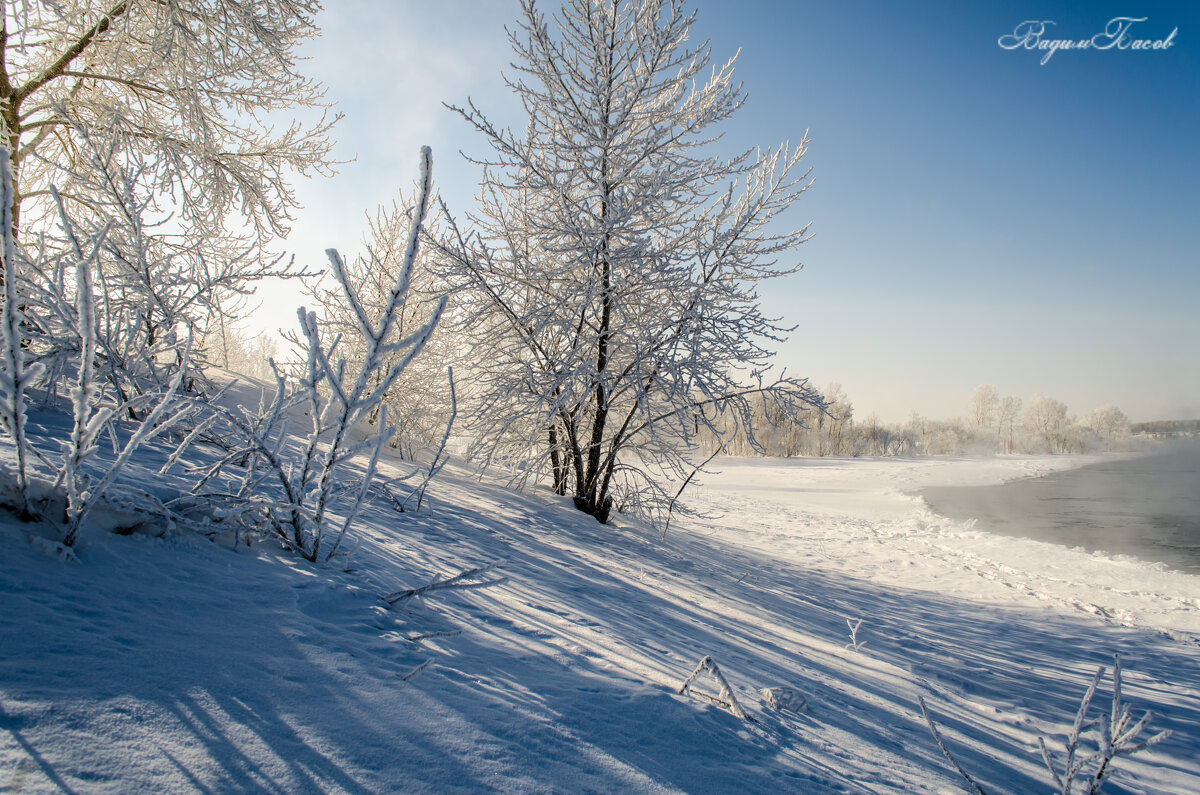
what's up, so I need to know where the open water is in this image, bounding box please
[921,442,1200,574]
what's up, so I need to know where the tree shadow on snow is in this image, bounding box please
[2,467,1198,793]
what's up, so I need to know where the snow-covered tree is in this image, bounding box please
[1081,404,1131,440]
[18,118,288,403]
[0,0,337,247]
[967,384,999,431]
[1023,395,1072,453]
[0,149,41,516]
[998,394,1022,454]
[437,0,821,523]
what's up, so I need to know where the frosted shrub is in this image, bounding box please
[921,654,1171,795]
[1039,655,1171,795]
[0,147,195,547]
[54,186,195,547]
[174,148,447,562]
[286,147,444,560]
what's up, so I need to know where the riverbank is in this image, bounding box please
[923,443,1200,574]
[683,452,1200,641]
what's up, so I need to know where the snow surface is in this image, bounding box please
[3,432,1199,793]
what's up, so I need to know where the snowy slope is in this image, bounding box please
[2,427,1198,792]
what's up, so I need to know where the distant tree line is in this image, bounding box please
[1130,419,1200,437]
[699,383,1139,458]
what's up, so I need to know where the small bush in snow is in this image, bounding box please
[844,617,867,652]
[1039,655,1171,795]
[171,148,448,562]
[920,653,1171,795]
[0,147,194,546]
[270,146,444,561]
[758,686,807,713]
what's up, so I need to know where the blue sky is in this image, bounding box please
[262,0,1198,423]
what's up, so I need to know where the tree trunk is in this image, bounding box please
[0,41,20,247]
[577,24,617,524]
[548,425,567,495]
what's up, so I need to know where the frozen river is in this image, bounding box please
[922,442,1200,573]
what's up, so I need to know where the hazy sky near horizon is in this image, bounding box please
[258,0,1199,424]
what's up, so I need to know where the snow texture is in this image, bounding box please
[1,423,1198,793]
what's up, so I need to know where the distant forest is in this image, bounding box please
[1131,420,1200,436]
[700,384,1145,458]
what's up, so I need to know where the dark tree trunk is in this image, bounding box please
[548,425,568,495]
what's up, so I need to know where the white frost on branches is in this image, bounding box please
[48,182,196,548]
[1,0,338,249]
[437,0,823,524]
[678,655,749,720]
[305,195,457,460]
[172,148,447,563]
[1039,655,1172,795]
[920,654,1172,795]
[0,148,44,516]
[287,146,446,560]
[0,145,195,546]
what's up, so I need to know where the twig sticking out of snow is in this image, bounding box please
[918,695,989,795]
[919,654,1172,795]
[1038,654,1172,795]
[383,563,507,607]
[678,656,749,720]
[844,617,867,652]
[401,659,434,682]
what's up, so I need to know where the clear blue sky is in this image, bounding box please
[262,0,1199,424]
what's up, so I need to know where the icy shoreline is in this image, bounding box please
[684,452,1200,642]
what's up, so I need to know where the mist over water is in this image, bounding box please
[922,442,1200,573]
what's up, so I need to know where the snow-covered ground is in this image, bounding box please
[3,444,1198,793]
[690,454,1200,641]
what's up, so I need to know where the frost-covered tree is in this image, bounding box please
[1023,395,1072,453]
[0,149,41,516]
[18,119,286,403]
[998,394,1022,454]
[0,1,336,248]
[1081,404,1130,440]
[967,384,999,431]
[438,0,821,523]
